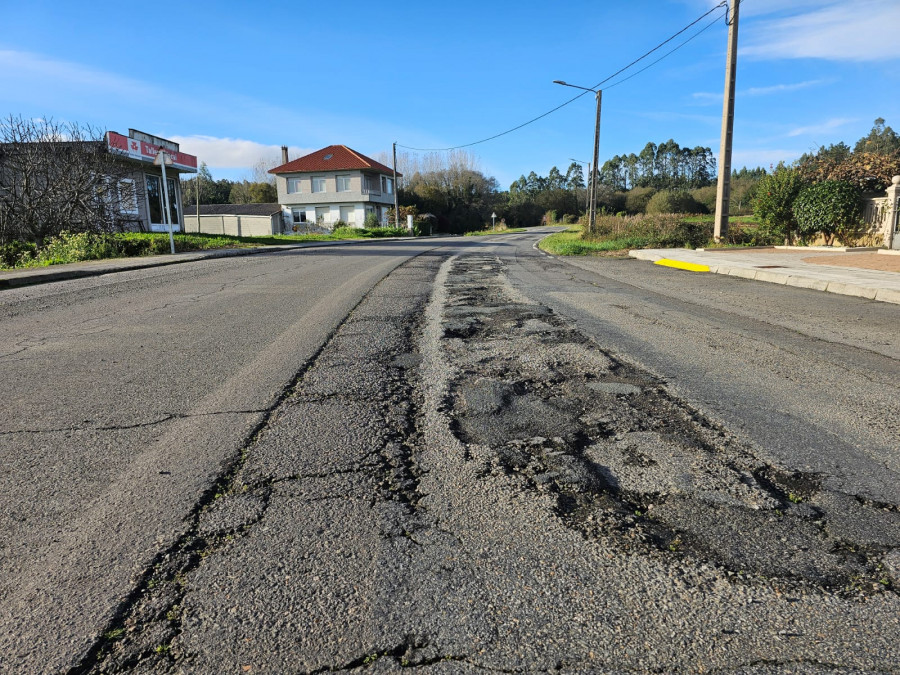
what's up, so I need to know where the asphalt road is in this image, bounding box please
[1,230,898,673]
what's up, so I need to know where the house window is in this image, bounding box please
[315,206,329,224]
[339,205,355,224]
[336,175,351,192]
[382,176,393,195]
[118,179,138,214]
[312,176,326,193]
[287,177,301,194]
[291,208,306,224]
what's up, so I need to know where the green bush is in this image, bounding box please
[645,190,706,215]
[792,180,863,245]
[753,165,803,244]
[0,240,38,268]
[363,212,380,228]
[624,187,657,214]
[365,226,407,238]
[690,185,718,213]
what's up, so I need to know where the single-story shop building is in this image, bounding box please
[105,129,198,232]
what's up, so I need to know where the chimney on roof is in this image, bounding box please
[281,145,289,164]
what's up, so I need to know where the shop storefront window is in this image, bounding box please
[146,174,179,226]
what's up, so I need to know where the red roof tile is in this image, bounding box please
[269,144,400,176]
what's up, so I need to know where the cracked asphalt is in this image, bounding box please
[1,231,898,673]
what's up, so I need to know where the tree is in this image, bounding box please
[401,151,502,233]
[854,118,900,156]
[565,162,585,191]
[645,190,706,215]
[0,115,141,245]
[546,166,564,190]
[229,180,252,204]
[752,164,803,244]
[249,182,277,203]
[796,148,900,192]
[181,162,232,206]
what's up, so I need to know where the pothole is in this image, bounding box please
[439,254,897,596]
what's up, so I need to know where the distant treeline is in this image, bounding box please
[599,140,717,191]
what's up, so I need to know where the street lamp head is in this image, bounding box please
[552,80,568,85]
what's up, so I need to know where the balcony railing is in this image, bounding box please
[361,185,382,196]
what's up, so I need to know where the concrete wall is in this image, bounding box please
[183,214,278,237]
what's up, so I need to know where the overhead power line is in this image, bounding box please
[397,2,727,153]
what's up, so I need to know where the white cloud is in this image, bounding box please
[0,48,164,102]
[742,1,900,61]
[745,79,827,96]
[167,136,313,170]
[786,117,856,138]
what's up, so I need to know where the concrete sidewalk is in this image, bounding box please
[629,247,900,305]
[0,236,421,290]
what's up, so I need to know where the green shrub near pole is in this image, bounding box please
[752,165,803,244]
[792,180,863,246]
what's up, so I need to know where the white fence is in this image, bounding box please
[183,214,281,237]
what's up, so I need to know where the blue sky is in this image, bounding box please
[2,0,898,188]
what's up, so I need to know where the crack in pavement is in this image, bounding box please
[0,409,270,435]
[71,252,447,674]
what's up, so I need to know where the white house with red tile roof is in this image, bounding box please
[269,145,400,230]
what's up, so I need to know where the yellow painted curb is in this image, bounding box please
[654,259,710,273]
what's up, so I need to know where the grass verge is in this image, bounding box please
[539,230,646,256]
[1,227,411,270]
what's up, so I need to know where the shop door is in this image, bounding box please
[146,174,179,231]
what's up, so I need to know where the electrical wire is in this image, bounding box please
[605,11,726,91]
[396,2,727,152]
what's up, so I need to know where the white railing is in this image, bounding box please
[862,196,890,235]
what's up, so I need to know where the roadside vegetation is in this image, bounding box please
[463,226,527,236]
[538,118,899,255]
[0,227,409,270]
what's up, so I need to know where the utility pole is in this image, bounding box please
[392,142,400,229]
[555,81,602,233]
[590,90,602,233]
[714,0,740,242]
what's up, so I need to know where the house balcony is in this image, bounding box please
[361,186,382,196]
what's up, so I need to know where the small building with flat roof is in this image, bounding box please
[105,129,198,232]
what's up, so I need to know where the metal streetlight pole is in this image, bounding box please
[569,158,592,213]
[555,81,602,233]
[154,150,176,254]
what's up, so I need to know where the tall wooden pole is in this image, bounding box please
[714,0,740,242]
[392,142,400,229]
[589,90,602,233]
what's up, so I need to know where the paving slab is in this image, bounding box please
[629,247,900,305]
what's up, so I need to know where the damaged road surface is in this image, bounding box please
[2,232,899,673]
